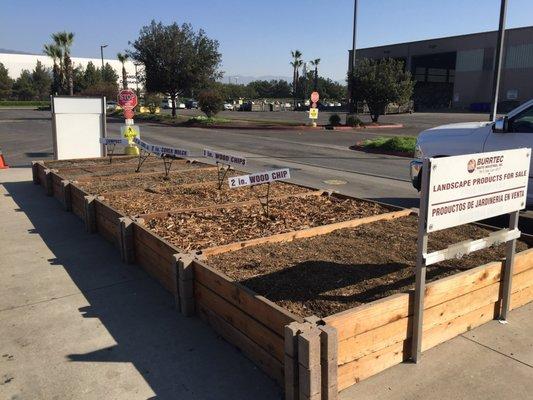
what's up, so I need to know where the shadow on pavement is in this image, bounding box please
[3,179,281,400]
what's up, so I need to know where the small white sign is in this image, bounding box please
[99,138,129,145]
[426,148,530,232]
[151,144,189,158]
[133,137,150,152]
[203,148,247,166]
[133,137,188,158]
[229,168,291,188]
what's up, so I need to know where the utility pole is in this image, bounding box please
[348,0,358,114]
[100,44,108,79]
[489,0,508,121]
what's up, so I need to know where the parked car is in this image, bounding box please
[223,103,234,111]
[410,99,533,205]
[186,100,198,109]
[106,101,117,111]
[161,98,186,109]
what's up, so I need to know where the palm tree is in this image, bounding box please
[290,50,302,108]
[43,43,62,95]
[52,32,75,95]
[310,58,321,90]
[117,52,129,89]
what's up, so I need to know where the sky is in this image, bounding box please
[1,0,532,81]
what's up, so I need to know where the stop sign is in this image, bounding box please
[118,89,138,109]
[310,91,319,103]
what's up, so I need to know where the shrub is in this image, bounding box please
[143,93,162,114]
[361,136,416,154]
[346,114,363,127]
[329,113,341,126]
[198,89,224,117]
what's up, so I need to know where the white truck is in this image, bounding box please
[410,99,533,206]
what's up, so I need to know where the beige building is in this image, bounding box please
[351,26,533,111]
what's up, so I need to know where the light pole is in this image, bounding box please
[348,0,358,114]
[489,0,508,121]
[133,62,141,97]
[100,44,108,79]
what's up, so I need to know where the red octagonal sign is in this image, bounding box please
[118,89,138,110]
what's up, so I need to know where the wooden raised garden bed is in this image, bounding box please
[31,157,533,400]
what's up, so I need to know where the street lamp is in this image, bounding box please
[489,0,508,121]
[348,0,358,114]
[100,44,108,78]
[133,62,141,97]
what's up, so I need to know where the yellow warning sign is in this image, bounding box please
[309,108,319,119]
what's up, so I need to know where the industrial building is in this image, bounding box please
[352,26,533,111]
[0,51,140,89]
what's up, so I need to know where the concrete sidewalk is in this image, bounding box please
[1,168,532,399]
[0,168,281,400]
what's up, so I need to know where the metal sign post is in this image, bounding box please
[500,210,519,321]
[412,158,430,363]
[216,162,231,190]
[228,168,291,217]
[99,138,129,164]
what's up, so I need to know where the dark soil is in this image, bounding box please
[45,155,139,169]
[207,215,529,318]
[105,181,312,216]
[146,195,389,251]
[78,168,240,195]
[55,159,211,180]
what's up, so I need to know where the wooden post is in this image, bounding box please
[32,161,42,185]
[284,322,312,400]
[44,169,53,196]
[298,327,322,400]
[61,180,72,211]
[84,195,97,233]
[176,253,195,316]
[119,217,135,264]
[319,325,338,400]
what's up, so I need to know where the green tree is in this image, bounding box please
[52,31,75,95]
[31,61,52,100]
[117,52,129,89]
[72,65,86,93]
[309,58,320,90]
[350,58,414,122]
[129,20,222,117]
[296,72,346,102]
[101,62,119,84]
[13,70,36,100]
[43,43,62,95]
[248,79,292,98]
[83,61,100,88]
[0,63,13,100]
[290,50,302,107]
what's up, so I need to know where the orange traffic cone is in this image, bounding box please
[0,149,9,169]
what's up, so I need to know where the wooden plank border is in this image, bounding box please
[323,248,533,392]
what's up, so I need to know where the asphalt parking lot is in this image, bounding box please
[0,108,492,210]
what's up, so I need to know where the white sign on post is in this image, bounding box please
[52,96,106,160]
[229,168,290,188]
[411,147,530,363]
[133,137,188,158]
[426,148,530,232]
[203,149,247,166]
